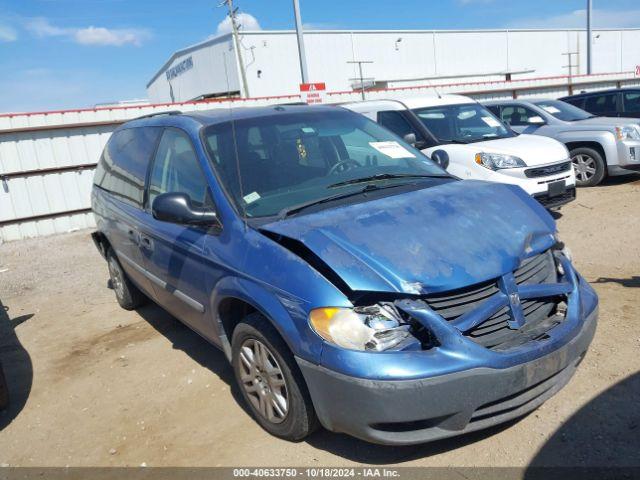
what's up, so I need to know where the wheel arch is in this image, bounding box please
[565,141,607,165]
[91,230,113,259]
[211,276,321,363]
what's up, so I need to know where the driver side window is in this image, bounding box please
[148,128,211,209]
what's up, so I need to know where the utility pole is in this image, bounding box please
[219,0,250,97]
[292,0,309,84]
[347,60,373,100]
[586,0,593,75]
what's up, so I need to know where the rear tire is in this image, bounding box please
[570,147,606,187]
[106,249,147,310]
[231,313,319,441]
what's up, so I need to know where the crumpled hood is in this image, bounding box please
[261,180,557,296]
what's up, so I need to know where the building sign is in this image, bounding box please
[636,65,640,77]
[300,82,327,104]
[166,56,194,81]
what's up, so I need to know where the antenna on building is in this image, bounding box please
[219,0,250,98]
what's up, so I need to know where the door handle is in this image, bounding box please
[140,235,153,251]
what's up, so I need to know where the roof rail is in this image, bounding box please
[133,110,183,120]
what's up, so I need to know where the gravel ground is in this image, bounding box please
[0,175,639,468]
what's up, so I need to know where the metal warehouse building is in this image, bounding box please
[147,28,640,102]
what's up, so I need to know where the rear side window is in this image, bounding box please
[584,93,618,114]
[94,127,161,207]
[562,97,584,109]
[377,110,424,142]
[623,92,640,114]
[500,106,540,126]
[148,128,210,208]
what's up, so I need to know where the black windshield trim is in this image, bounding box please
[327,173,448,189]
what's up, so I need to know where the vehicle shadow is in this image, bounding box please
[525,372,640,471]
[133,302,253,417]
[598,173,640,187]
[0,299,34,430]
[593,276,640,288]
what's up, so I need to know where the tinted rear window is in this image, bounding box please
[623,91,640,113]
[94,127,162,207]
[584,93,618,114]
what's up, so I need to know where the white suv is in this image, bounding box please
[342,95,577,208]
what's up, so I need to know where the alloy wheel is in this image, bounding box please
[108,257,125,300]
[239,338,289,424]
[572,153,597,183]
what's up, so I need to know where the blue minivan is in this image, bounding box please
[91,105,598,445]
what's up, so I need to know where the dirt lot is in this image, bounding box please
[1,176,639,468]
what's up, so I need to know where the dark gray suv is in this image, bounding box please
[561,88,640,119]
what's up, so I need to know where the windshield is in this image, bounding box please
[202,109,447,218]
[412,103,515,143]
[532,100,594,121]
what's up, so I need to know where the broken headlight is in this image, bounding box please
[309,304,412,351]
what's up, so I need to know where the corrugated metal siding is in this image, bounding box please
[1,71,639,242]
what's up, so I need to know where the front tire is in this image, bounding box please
[571,147,606,187]
[106,249,147,310]
[231,313,318,441]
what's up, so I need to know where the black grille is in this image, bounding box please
[525,161,572,178]
[534,187,576,209]
[424,251,558,349]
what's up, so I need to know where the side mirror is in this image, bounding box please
[528,116,545,125]
[403,133,417,146]
[152,192,220,228]
[430,149,450,170]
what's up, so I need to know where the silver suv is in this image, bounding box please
[484,99,640,186]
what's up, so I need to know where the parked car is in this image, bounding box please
[91,105,598,445]
[342,95,576,209]
[484,99,640,186]
[560,88,640,119]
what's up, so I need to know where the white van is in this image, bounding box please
[343,95,577,208]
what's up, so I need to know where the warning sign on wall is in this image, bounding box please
[300,83,326,104]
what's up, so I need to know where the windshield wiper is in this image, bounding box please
[278,183,405,219]
[328,173,444,189]
[439,139,469,144]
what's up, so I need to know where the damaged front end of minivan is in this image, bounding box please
[258,181,598,445]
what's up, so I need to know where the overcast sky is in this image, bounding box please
[0,0,639,113]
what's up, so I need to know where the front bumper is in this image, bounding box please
[298,256,597,445]
[298,306,596,445]
[615,139,640,169]
[533,187,576,209]
[486,163,576,199]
